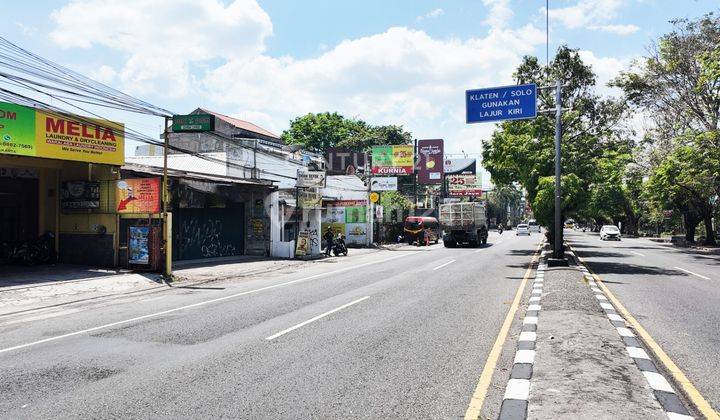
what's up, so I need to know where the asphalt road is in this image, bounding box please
[0,231,541,419]
[566,230,720,412]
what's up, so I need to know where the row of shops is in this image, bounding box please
[0,104,372,271]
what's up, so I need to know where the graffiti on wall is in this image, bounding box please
[176,216,239,259]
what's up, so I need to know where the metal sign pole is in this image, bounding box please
[553,79,563,259]
[162,116,172,277]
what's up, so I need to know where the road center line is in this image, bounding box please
[630,250,646,257]
[432,259,456,270]
[674,266,711,280]
[0,253,411,355]
[265,296,370,340]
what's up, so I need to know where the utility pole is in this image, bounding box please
[413,138,418,216]
[162,116,172,277]
[553,78,563,260]
[367,151,374,246]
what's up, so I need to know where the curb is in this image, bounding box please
[497,249,548,419]
[565,245,695,420]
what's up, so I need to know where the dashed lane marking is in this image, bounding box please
[630,250,646,257]
[265,296,370,340]
[0,253,412,355]
[432,259,456,270]
[674,266,711,280]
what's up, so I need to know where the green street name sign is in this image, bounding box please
[172,114,215,132]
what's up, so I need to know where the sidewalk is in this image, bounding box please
[0,249,383,317]
[497,248,694,419]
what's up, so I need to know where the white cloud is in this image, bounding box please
[547,0,639,35]
[202,25,546,153]
[49,0,272,97]
[578,50,633,96]
[588,24,640,35]
[15,22,37,36]
[416,8,444,21]
[482,0,513,29]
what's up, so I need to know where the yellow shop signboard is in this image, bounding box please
[0,101,125,165]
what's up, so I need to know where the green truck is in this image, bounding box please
[439,202,489,247]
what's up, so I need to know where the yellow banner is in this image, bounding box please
[35,110,124,165]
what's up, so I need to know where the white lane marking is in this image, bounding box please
[514,349,535,364]
[666,413,695,420]
[617,327,635,337]
[627,346,650,360]
[527,304,541,311]
[503,379,530,400]
[608,313,624,322]
[595,294,608,301]
[629,250,646,257]
[523,316,538,325]
[642,371,675,393]
[518,331,536,341]
[600,302,614,310]
[265,296,370,341]
[529,296,540,302]
[433,259,456,270]
[0,254,410,355]
[674,266,711,280]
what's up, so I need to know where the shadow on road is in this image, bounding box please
[572,250,629,258]
[583,261,682,276]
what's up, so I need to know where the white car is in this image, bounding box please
[516,224,530,235]
[600,225,621,241]
[528,219,540,233]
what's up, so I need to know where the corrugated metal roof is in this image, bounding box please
[126,153,228,176]
[198,108,280,140]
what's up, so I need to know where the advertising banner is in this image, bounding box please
[345,223,367,245]
[444,158,476,175]
[35,110,124,165]
[417,139,444,184]
[370,177,398,191]
[297,169,327,188]
[371,145,413,175]
[448,174,483,197]
[345,206,367,223]
[128,226,150,265]
[116,178,161,213]
[324,206,346,223]
[0,101,125,165]
[0,102,36,157]
[295,230,310,256]
[61,181,100,210]
[298,189,322,209]
[325,148,366,175]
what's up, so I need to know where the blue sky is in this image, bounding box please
[1,0,718,168]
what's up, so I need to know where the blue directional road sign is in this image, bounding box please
[466,83,537,124]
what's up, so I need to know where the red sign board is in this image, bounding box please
[116,178,161,213]
[417,139,444,184]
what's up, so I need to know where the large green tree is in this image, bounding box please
[614,13,720,244]
[281,112,412,152]
[482,46,634,247]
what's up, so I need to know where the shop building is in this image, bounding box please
[133,108,326,259]
[1,102,124,267]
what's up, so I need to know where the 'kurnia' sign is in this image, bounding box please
[466,83,537,124]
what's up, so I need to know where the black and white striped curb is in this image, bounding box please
[569,248,695,420]
[497,250,548,420]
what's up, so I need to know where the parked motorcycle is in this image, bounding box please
[0,231,56,265]
[332,234,348,256]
